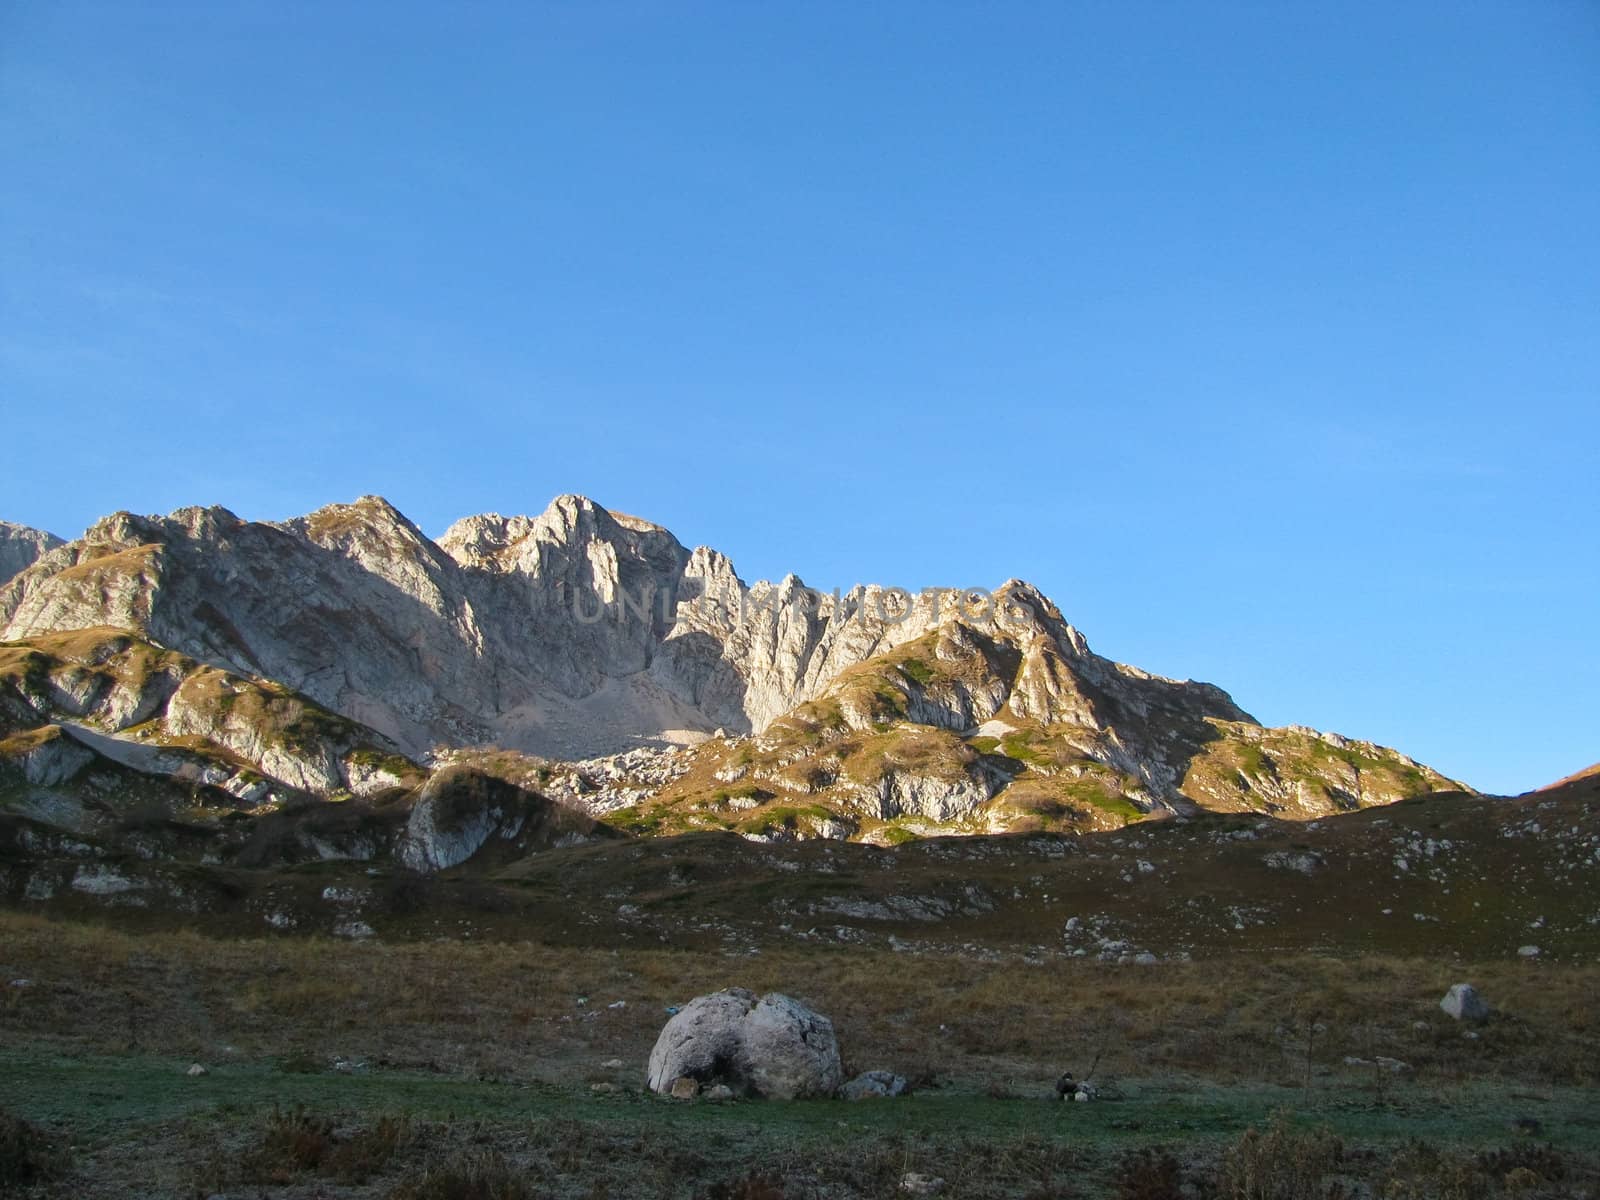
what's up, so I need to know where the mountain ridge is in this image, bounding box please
[0,493,1473,855]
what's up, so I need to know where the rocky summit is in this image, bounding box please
[0,494,1471,869]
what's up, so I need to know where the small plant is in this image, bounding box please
[239,1105,335,1183]
[1115,1148,1184,1200]
[704,1171,785,1200]
[0,1108,71,1188]
[1222,1110,1342,1200]
[386,1148,536,1200]
[1378,1140,1485,1200]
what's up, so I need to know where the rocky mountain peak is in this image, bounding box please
[0,492,1479,853]
[0,521,64,588]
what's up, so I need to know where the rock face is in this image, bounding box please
[0,493,1471,844]
[0,522,62,588]
[1440,983,1491,1021]
[0,496,1250,769]
[646,988,843,1100]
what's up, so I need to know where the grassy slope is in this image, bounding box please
[1,910,1598,1197]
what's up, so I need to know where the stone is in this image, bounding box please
[1439,983,1491,1021]
[1517,945,1541,958]
[703,1084,736,1103]
[900,1174,945,1197]
[186,1063,208,1077]
[841,1070,907,1100]
[600,1058,624,1070]
[590,1082,616,1094]
[669,1076,700,1100]
[646,987,843,1100]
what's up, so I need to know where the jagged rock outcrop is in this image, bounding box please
[0,496,1251,768]
[0,522,62,588]
[0,628,417,812]
[1,493,1470,846]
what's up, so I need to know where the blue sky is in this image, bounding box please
[2,2,1596,793]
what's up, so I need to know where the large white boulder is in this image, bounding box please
[646,987,843,1100]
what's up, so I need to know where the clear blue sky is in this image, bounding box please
[2,2,1596,793]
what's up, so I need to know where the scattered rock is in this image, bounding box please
[1263,850,1323,874]
[646,987,843,1100]
[841,1070,907,1100]
[1439,983,1491,1022]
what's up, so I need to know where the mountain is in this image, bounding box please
[0,494,1470,864]
[1533,761,1600,801]
[0,520,63,587]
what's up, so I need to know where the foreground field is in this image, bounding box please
[2,912,1598,1198]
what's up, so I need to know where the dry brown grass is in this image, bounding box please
[2,911,1596,1093]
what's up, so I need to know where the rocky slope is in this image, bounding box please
[0,493,1471,856]
[0,627,602,873]
[0,520,62,587]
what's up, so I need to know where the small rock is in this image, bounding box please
[900,1173,946,1197]
[841,1070,907,1100]
[608,1000,627,1009]
[1133,952,1159,966]
[590,1082,617,1094]
[1439,983,1491,1022]
[670,1075,700,1100]
[703,1084,736,1102]
[600,1058,624,1070]
[1517,945,1541,958]
[186,1063,208,1077]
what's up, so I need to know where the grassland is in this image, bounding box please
[2,778,1596,1196]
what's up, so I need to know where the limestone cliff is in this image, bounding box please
[0,521,63,588]
[0,493,1472,849]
